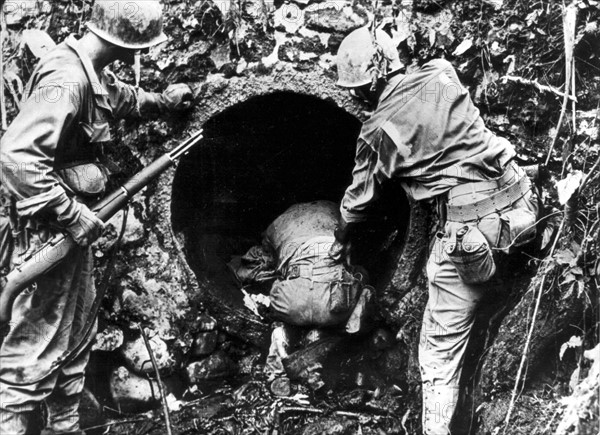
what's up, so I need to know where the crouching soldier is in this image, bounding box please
[229,201,371,392]
[0,1,193,433]
[329,27,540,434]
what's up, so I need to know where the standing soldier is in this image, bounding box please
[330,27,540,434]
[0,1,193,433]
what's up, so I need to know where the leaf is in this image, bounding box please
[561,282,575,300]
[559,335,583,360]
[428,28,436,47]
[556,170,583,205]
[453,38,474,56]
[392,11,413,45]
[555,248,576,265]
[568,366,581,392]
[570,266,584,276]
[241,288,262,318]
[560,272,576,286]
[525,10,541,26]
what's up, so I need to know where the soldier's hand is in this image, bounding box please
[328,239,349,264]
[66,204,104,247]
[163,84,194,111]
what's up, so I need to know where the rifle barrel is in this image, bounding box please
[95,130,203,222]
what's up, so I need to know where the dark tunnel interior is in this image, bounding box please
[171,91,411,305]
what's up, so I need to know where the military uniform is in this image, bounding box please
[340,59,539,434]
[0,35,174,434]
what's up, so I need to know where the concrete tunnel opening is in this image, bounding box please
[171,91,412,328]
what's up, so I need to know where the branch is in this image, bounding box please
[0,6,7,131]
[139,326,174,435]
[545,4,578,166]
[500,75,578,102]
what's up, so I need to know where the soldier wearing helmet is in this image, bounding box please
[0,1,193,433]
[330,26,540,434]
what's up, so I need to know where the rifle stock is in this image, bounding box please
[0,129,203,326]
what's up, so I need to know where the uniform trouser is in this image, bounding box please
[420,246,486,435]
[0,232,96,435]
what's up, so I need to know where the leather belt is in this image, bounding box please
[446,175,531,223]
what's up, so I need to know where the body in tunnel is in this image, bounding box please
[171,91,410,308]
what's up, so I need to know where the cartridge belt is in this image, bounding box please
[446,175,530,223]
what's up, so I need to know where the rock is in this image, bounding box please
[270,377,292,396]
[283,336,345,380]
[304,5,367,34]
[210,43,231,69]
[109,366,160,413]
[186,351,237,383]
[92,325,124,352]
[121,334,175,375]
[108,209,145,245]
[191,331,218,357]
[273,4,304,34]
[376,342,410,386]
[79,388,103,430]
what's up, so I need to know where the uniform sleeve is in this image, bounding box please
[340,138,382,223]
[340,131,405,223]
[103,70,169,118]
[0,73,84,227]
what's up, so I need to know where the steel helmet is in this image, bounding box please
[87,0,168,50]
[336,26,403,88]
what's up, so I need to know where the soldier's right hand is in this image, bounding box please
[66,204,104,246]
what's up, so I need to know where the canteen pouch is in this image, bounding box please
[56,163,108,198]
[445,224,496,284]
[329,268,361,314]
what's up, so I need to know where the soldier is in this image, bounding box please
[0,1,193,433]
[329,27,540,434]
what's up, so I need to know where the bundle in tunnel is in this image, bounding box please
[231,200,366,327]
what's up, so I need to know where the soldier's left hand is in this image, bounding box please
[164,83,194,111]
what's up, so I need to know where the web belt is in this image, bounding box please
[446,175,530,223]
[447,162,520,200]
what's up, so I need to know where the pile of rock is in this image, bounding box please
[92,313,242,414]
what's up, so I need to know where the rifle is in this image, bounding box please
[0,129,204,326]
